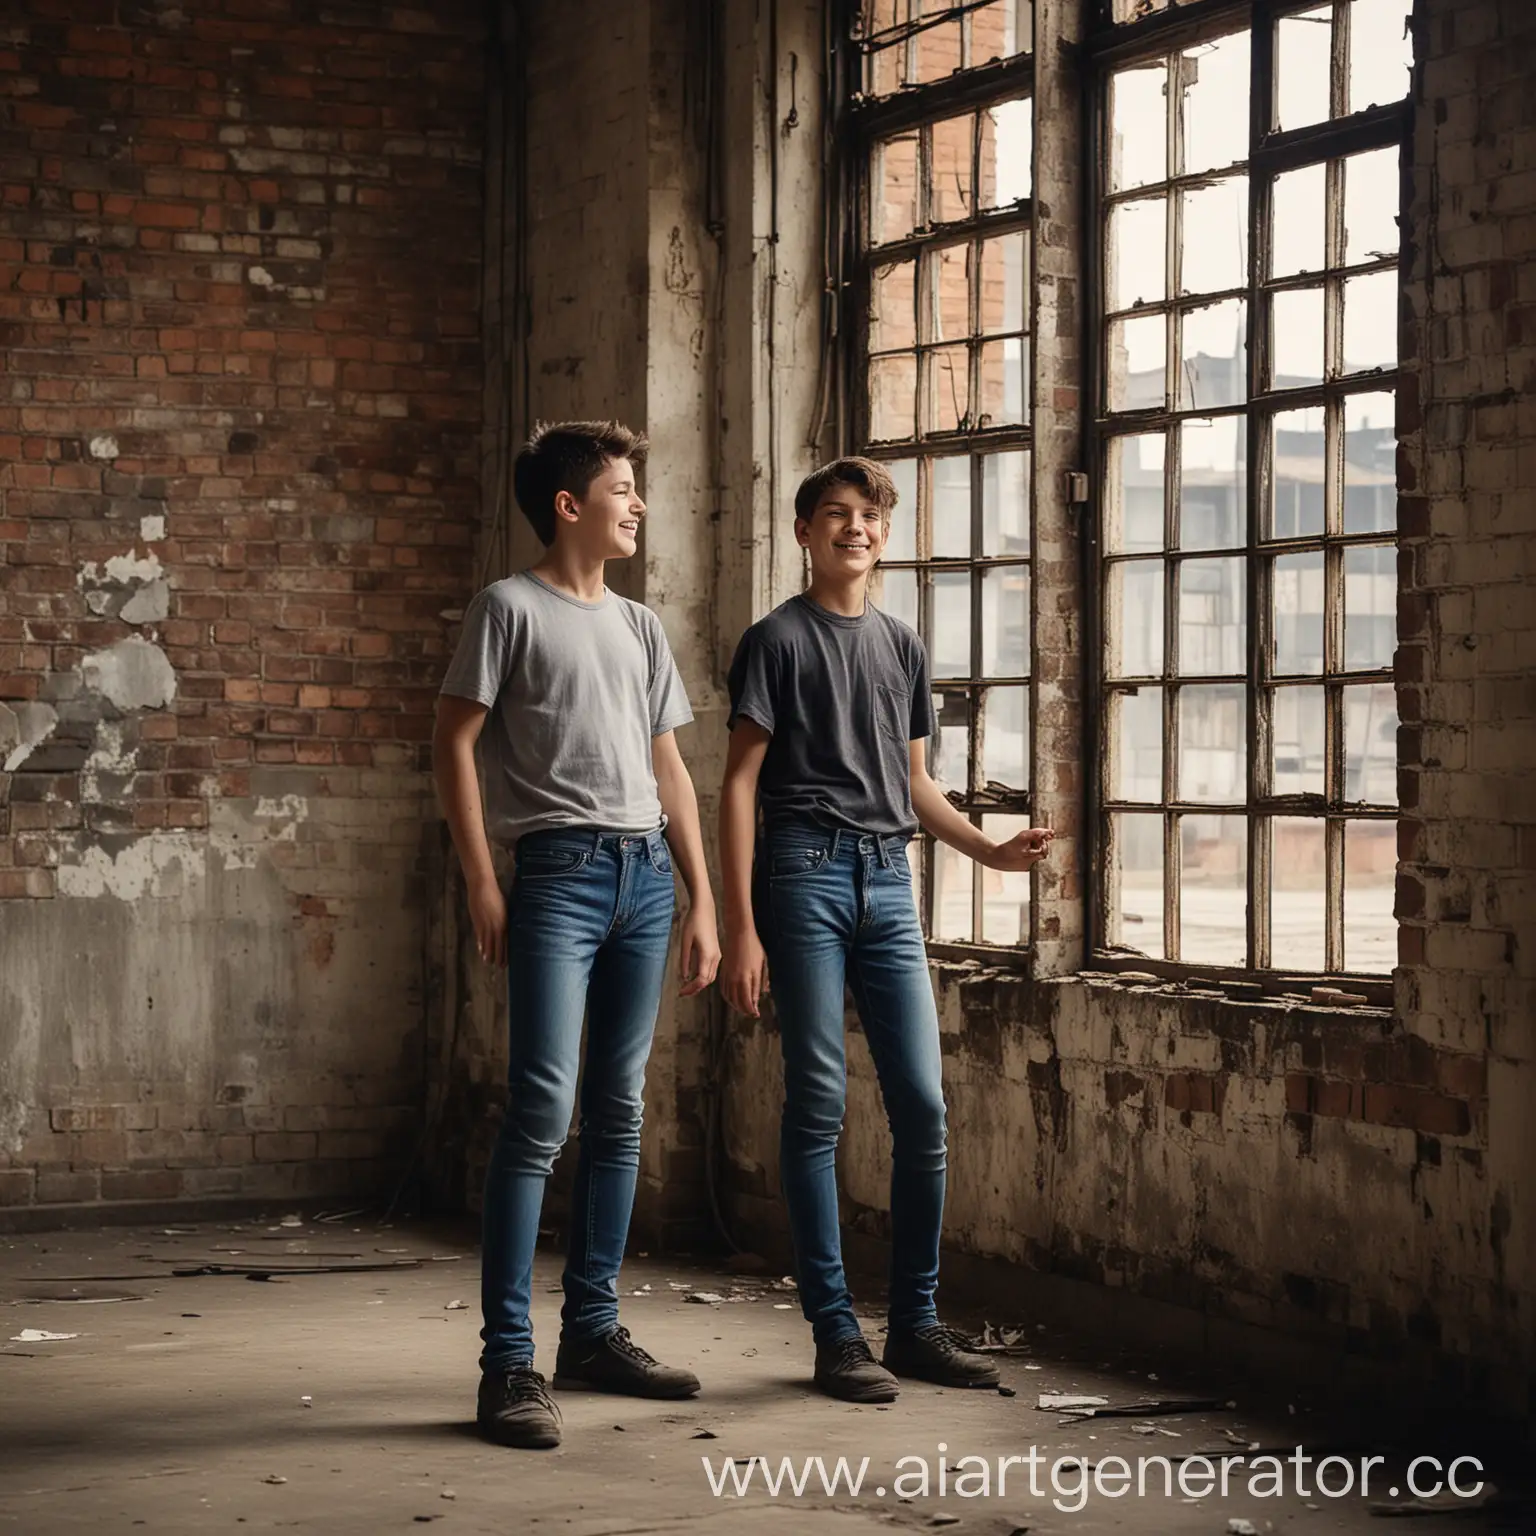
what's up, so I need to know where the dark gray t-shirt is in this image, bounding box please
[727,594,935,836]
[440,571,693,845]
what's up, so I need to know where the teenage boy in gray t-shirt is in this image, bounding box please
[719,457,1053,1404]
[434,421,720,1450]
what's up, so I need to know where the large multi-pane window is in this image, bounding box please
[1094,0,1412,976]
[853,1,1034,947]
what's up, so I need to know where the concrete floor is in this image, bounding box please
[0,1217,1518,1535]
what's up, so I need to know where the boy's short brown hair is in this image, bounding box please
[512,420,649,546]
[793,456,900,525]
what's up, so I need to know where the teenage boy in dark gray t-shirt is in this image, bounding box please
[435,422,720,1451]
[719,457,1054,1405]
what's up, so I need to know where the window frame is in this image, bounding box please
[1083,0,1411,1001]
[845,4,1037,954]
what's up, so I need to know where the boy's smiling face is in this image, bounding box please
[556,456,645,559]
[796,482,890,581]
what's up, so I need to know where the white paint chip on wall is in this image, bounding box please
[81,637,177,711]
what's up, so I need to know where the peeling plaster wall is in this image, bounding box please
[0,1,485,1212]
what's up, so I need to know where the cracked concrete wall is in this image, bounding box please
[0,0,485,1213]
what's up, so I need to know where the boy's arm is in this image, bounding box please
[652,730,721,998]
[719,719,771,1017]
[432,696,508,966]
[909,741,1054,870]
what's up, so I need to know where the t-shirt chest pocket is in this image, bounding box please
[875,682,910,745]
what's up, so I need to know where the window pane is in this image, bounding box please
[930,689,969,794]
[1343,683,1398,804]
[884,457,919,561]
[981,449,1029,556]
[930,242,969,344]
[932,569,971,677]
[1108,811,1164,957]
[870,352,918,439]
[1343,392,1396,534]
[1270,406,1326,538]
[871,260,916,353]
[933,834,973,941]
[1109,687,1162,803]
[930,454,970,559]
[977,335,1029,427]
[1271,163,1326,279]
[873,132,919,244]
[1179,298,1246,411]
[1181,31,1250,177]
[1180,175,1247,296]
[1178,556,1245,676]
[1178,416,1245,550]
[978,96,1031,207]
[1177,683,1246,801]
[982,685,1028,790]
[1109,61,1167,193]
[968,0,1025,66]
[982,564,1030,677]
[1344,818,1396,973]
[1344,146,1400,265]
[866,43,903,100]
[914,17,963,85]
[930,112,975,225]
[1274,550,1326,676]
[1109,196,1167,312]
[926,343,970,432]
[979,230,1028,336]
[980,813,1032,945]
[1344,544,1396,670]
[1108,313,1166,411]
[1107,433,1165,553]
[1106,558,1165,678]
[1270,817,1327,972]
[1341,270,1397,375]
[877,566,918,631]
[1272,287,1324,388]
[1179,813,1248,966]
[1349,0,1413,115]
[1275,5,1333,133]
[1273,684,1325,797]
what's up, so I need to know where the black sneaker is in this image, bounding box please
[552,1325,700,1399]
[477,1365,562,1449]
[881,1323,1000,1388]
[813,1334,900,1403]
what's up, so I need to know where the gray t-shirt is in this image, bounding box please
[440,570,693,845]
[727,594,935,836]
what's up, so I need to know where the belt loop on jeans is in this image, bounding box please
[829,827,842,862]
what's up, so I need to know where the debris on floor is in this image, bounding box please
[684,1291,726,1304]
[10,1329,80,1342]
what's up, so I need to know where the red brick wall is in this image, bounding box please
[0,0,485,1212]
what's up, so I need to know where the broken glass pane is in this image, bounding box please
[1179,298,1247,411]
[981,449,1030,557]
[1109,61,1168,194]
[1180,175,1247,296]
[1181,31,1250,177]
[1108,196,1167,312]
[1349,0,1413,114]
[1276,5,1333,132]
[870,260,917,354]
[977,335,1028,426]
[930,112,975,225]
[1341,270,1397,374]
[978,96,1032,207]
[927,344,970,432]
[930,241,969,344]
[1344,146,1400,264]
[1271,162,1326,278]
[869,351,918,439]
[914,16,963,85]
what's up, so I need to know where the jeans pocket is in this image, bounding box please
[767,844,829,880]
[516,845,589,880]
[647,839,674,877]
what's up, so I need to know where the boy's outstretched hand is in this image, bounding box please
[982,826,1055,871]
[678,906,722,998]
